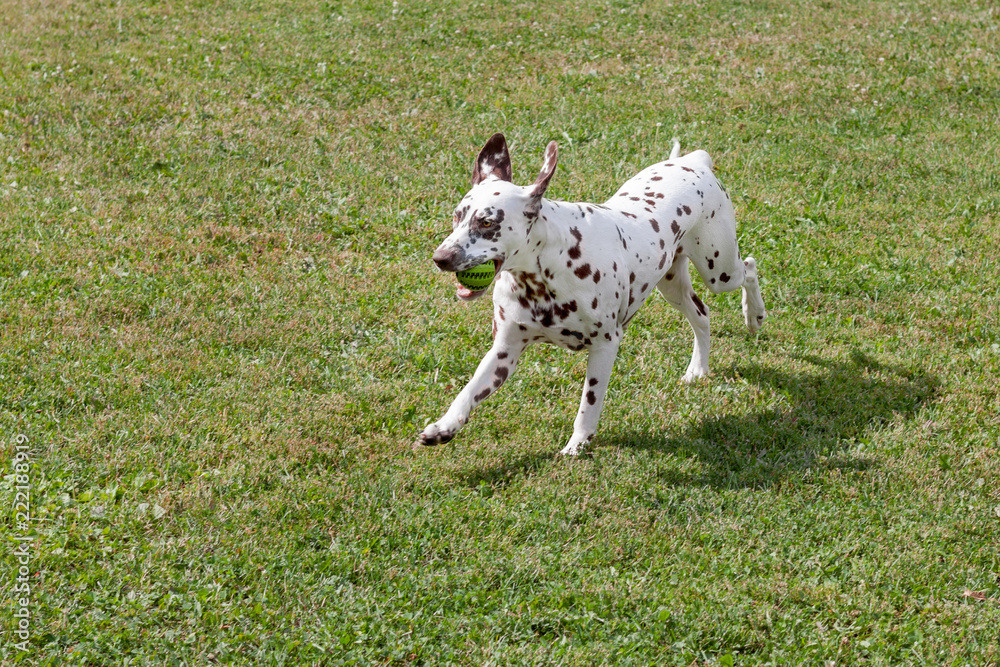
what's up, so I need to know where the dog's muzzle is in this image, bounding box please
[432,246,463,272]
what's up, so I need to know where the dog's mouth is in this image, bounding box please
[456,258,503,302]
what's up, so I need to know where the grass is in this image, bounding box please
[1,0,999,663]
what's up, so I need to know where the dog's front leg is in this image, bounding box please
[559,337,622,456]
[419,336,527,446]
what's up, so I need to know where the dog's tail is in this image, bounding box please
[669,138,681,160]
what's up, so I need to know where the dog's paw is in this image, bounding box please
[418,423,455,446]
[742,297,767,332]
[559,442,584,456]
[559,434,592,456]
[744,309,767,332]
[681,366,709,384]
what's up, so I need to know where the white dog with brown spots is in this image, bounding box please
[422,133,766,455]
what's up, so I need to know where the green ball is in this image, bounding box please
[456,262,496,290]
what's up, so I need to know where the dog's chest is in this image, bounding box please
[494,251,627,351]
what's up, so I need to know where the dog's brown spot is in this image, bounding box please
[692,294,707,317]
[568,227,583,259]
[554,300,578,320]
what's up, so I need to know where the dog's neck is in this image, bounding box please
[503,198,587,274]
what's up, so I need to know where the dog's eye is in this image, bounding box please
[481,218,493,227]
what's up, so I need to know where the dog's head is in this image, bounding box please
[432,133,557,301]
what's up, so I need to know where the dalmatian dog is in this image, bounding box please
[421,133,766,455]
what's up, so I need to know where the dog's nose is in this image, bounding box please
[432,247,455,271]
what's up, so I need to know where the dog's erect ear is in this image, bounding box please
[472,133,513,185]
[530,141,558,199]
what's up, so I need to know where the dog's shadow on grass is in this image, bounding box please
[455,452,556,490]
[451,351,938,491]
[608,350,940,489]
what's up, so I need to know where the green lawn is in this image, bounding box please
[2,0,999,663]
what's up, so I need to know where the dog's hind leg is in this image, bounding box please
[683,191,766,332]
[419,333,528,446]
[657,255,711,382]
[560,335,623,456]
[689,248,767,333]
